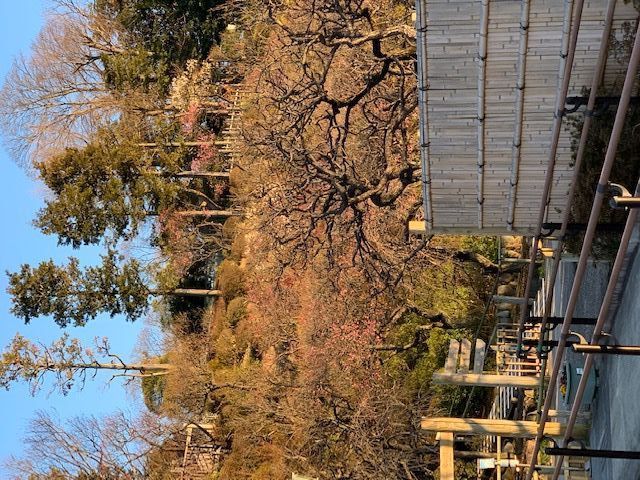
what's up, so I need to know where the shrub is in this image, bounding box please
[229,235,246,261]
[217,259,245,301]
[141,373,166,413]
[234,313,259,355]
[461,236,499,262]
[228,167,248,195]
[413,261,479,325]
[215,327,240,366]
[226,297,248,327]
[222,216,241,241]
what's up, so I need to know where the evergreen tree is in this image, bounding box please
[35,139,177,247]
[7,250,221,327]
[35,127,233,247]
[96,0,226,95]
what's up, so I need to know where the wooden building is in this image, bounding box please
[411,0,637,235]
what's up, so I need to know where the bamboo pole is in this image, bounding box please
[476,0,489,229]
[532,0,617,377]
[408,221,536,236]
[507,0,531,227]
[516,0,582,353]
[415,0,434,231]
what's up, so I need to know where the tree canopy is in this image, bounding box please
[0,333,173,395]
[0,1,505,478]
[7,250,149,326]
[7,250,222,327]
[35,129,179,247]
[96,0,226,94]
[5,409,179,479]
[242,0,421,284]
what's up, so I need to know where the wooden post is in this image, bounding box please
[496,435,502,480]
[439,432,455,480]
[493,295,534,305]
[473,339,486,373]
[181,425,193,479]
[459,339,472,373]
[445,340,460,372]
[407,221,536,236]
[432,372,542,388]
[422,417,587,439]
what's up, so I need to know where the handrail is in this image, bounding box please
[532,0,617,357]
[549,178,640,479]
[524,22,640,480]
[516,0,579,352]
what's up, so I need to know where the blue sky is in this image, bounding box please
[0,1,143,473]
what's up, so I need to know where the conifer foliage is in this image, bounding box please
[7,251,149,326]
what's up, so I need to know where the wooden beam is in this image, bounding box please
[439,432,455,480]
[432,372,542,388]
[408,220,536,236]
[422,418,587,439]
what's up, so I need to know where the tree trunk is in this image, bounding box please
[44,362,174,374]
[146,170,230,179]
[142,107,232,116]
[175,210,236,218]
[429,246,500,273]
[135,102,237,117]
[452,250,499,272]
[171,288,223,297]
[149,288,223,297]
[137,141,229,148]
[172,171,230,179]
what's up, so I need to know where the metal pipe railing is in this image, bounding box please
[550,179,640,480]
[516,0,579,351]
[533,0,617,365]
[572,344,640,355]
[525,23,640,480]
[547,446,640,460]
[612,196,640,208]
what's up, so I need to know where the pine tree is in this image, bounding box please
[7,250,221,327]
